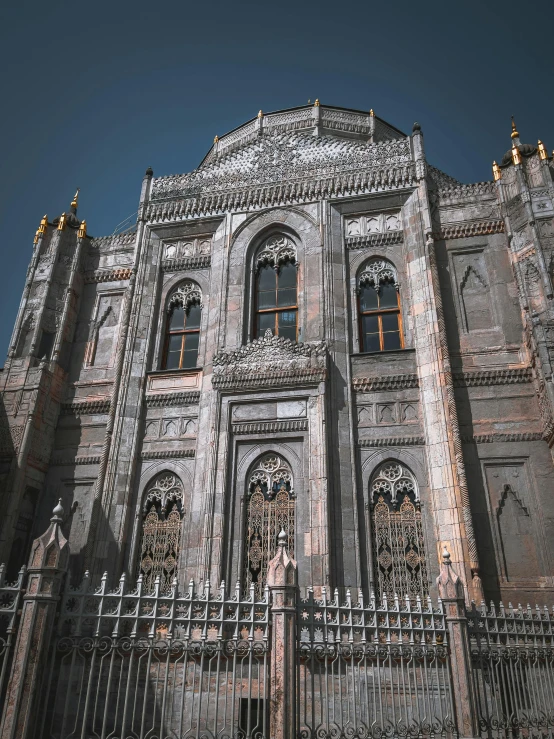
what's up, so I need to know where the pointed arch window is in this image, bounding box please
[244,454,295,599]
[370,461,428,602]
[255,236,298,341]
[138,472,184,593]
[358,259,403,352]
[163,281,202,369]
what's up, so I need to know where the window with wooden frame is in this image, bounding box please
[163,281,202,370]
[254,236,298,341]
[358,259,403,352]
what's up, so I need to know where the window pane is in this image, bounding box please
[363,333,381,352]
[183,332,199,352]
[185,303,201,329]
[278,262,297,288]
[169,306,185,330]
[381,313,399,332]
[257,312,275,337]
[379,283,398,309]
[383,331,401,350]
[182,349,198,368]
[360,285,378,312]
[362,315,379,334]
[166,335,183,369]
[278,310,297,341]
[277,288,296,307]
[258,265,276,291]
[258,290,277,309]
[168,334,183,352]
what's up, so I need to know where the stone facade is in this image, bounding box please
[2,103,554,609]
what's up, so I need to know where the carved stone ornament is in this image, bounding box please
[143,472,184,514]
[358,258,399,290]
[255,235,297,270]
[213,330,327,375]
[167,281,202,312]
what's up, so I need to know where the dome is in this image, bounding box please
[500,142,537,167]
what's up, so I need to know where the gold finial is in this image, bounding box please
[511,144,522,166]
[314,99,320,107]
[492,161,502,181]
[369,109,375,117]
[38,214,48,235]
[213,135,219,144]
[57,213,67,231]
[511,116,519,139]
[77,219,87,239]
[538,140,548,160]
[258,109,263,118]
[33,229,40,245]
[70,188,80,210]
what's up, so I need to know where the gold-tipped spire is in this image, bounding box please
[77,219,87,239]
[33,230,40,245]
[492,161,502,181]
[314,99,320,107]
[258,109,263,118]
[369,109,375,117]
[57,213,67,231]
[38,214,48,235]
[538,140,548,160]
[213,135,219,144]
[511,116,519,139]
[511,144,522,166]
[70,188,80,210]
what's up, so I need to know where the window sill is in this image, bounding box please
[146,368,202,393]
[149,367,203,376]
[352,348,415,357]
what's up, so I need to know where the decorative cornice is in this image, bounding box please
[161,255,211,272]
[433,219,505,240]
[233,419,308,435]
[51,455,102,466]
[140,449,195,460]
[84,268,133,284]
[462,432,543,444]
[145,391,200,407]
[213,368,326,391]
[346,231,403,250]
[90,232,137,251]
[453,367,532,387]
[353,374,419,392]
[437,181,497,204]
[61,399,111,415]
[359,436,425,447]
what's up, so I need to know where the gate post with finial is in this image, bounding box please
[267,530,297,739]
[436,547,479,738]
[0,500,69,739]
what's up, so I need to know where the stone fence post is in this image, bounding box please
[267,530,297,739]
[0,501,69,739]
[436,548,479,738]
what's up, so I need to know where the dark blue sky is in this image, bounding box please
[1,0,552,360]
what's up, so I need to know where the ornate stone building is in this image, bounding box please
[2,102,554,614]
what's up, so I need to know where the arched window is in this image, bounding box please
[358,259,403,352]
[163,281,202,370]
[369,461,428,602]
[244,454,295,599]
[254,236,297,341]
[138,472,184,593]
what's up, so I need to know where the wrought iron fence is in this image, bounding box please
[467,601,554,739]
[297,588,458,739]
[0,564,26,707]
[38,573,270,739]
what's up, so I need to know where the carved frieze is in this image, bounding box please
[145,391,200,407]
[358,436,425,447]
[433,220,505,240]
[353,374,419,392]
[84,268,133,284]
[233,420,308,435]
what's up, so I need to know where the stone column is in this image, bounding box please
[0,501,69,739]
[436,548,479,738]
[267,531,297,739]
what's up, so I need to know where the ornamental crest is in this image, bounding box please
[255,236,296,270]
[358,258,399,290]
[167,281,202,311]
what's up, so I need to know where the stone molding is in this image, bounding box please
[453,367,532,387]
[233,420,308,435]
[140,449,195,460]
[213,333,327,391]
[50,455,102,466]
[346,231,403,250]
[437,181,496,204]
[433,219,505,240]
[359,436,425,447]
[462,432,544,444]
[84,268,133,284]
[353,374,419,392]
[61,399,111,415]
[145,391,200,407]
[161,255,211,272]
[90,232,137,251]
